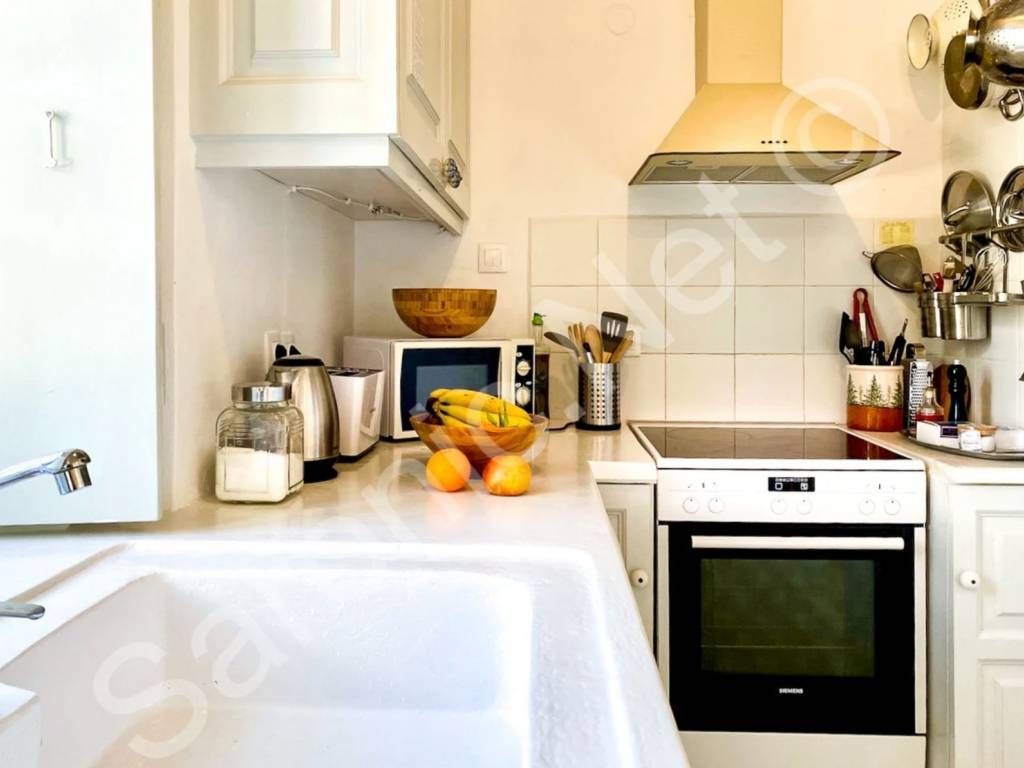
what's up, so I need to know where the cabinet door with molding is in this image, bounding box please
[599,483,655,648]
[951,485,1024,768]
[396,0,462,211]
[191,0,397,137]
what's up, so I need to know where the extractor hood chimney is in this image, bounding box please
[630,0,900,185]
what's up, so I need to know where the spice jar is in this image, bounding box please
[216,382,304,503]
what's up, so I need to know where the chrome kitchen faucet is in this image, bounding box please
[0,448,93,620]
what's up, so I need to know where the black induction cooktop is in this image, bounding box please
[635,426,908,462]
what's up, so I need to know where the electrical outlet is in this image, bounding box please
[264,330,295,371]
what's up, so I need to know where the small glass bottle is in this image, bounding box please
[915,385,944,425]
[216,382,304,503]
[531,312,547,350]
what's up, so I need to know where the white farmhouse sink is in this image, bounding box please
[0,541,640,768]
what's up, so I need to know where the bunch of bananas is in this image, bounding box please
[427,389,533,429]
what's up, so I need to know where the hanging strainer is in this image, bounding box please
[863,246,924,293]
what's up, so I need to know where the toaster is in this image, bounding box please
[328,368,385,460]
[537,347,580,430]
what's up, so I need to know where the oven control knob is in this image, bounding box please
[771,498,788,515]
[516,359,532,377]
[514,386,532,407]
[797,498,813,515]
[630,569,650,589]
[683,496,701,514]
[708,497,724,514]
[859,499,876,516]
[884,498,901,516]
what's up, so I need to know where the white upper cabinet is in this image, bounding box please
[191,0,470,232]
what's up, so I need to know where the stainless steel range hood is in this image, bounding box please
[630,0,900,186]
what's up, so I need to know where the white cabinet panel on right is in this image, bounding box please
[950,486,1024,768]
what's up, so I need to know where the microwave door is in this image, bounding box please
[396,346,502,438]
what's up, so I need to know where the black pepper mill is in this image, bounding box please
[947,360,969,423]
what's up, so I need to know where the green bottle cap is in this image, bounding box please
[531,312,545,326]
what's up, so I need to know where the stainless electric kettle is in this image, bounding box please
[267,354,339,482]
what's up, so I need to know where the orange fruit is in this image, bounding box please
[482,455,532,496]
[425,449,471,492]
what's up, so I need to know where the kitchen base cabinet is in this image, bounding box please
[190,0,469,233]
[598,483,655,648]
[929,482,1024,768]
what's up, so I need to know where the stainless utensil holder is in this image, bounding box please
[578,363,621,431]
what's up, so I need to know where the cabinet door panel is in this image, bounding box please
[952,486,1024,767]
[980,664,1024,768]
[598,484,655,648]
[192,0,396,136]
[443,0,470,215]
[396,0,448,195]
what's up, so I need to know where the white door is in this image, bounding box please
[0,0,159,524]
[951,485,1024,768]
[396,0,450,194]
[599,483,655,647]
[443,0,470,217]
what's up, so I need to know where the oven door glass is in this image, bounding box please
[399,347,501,433]
[666,523,916,735]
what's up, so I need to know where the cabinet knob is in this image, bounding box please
[629,569,649,589]
[958,570,980,590]
[443,158,463,188]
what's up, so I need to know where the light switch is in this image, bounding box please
[478,243,508,273]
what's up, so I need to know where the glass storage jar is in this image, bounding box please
[215,382,304,503]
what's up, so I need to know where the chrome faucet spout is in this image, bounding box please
[0,602,44,620]
[0,449,92,495]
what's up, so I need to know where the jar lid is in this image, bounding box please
[232,381,290,403]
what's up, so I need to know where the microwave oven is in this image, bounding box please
[342,337,535,440]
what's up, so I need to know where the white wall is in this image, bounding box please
[355,0,943,342]
[160,0,356,510]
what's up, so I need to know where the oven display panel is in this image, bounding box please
[768,477,815,492]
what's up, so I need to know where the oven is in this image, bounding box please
[343,337,535,440]
[657,521,926,737]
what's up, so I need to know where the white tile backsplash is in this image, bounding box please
[599,285,666,353]
[620,354,666,420]
[804,286,857,355]
[598,218,666,286]
[666,218,736,287]
[735,218,804,286]
[665,285,734,354]
[530,214,959,424]
[666,355,735,421]
[530,217,597,285]
[735,355,804,422]
[530,286,597,334]
[804,354,848,423]
[735,287,804,354]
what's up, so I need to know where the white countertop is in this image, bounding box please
[852,429,1024,485]
[0,426,682,767]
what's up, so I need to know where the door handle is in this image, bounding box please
[45,109,70,168]
[958,570,980,590]
[629,569,649,589]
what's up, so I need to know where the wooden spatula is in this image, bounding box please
[584,324,605,363]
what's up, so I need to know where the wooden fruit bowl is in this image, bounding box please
[392,288,497,338]
[410,412,548,472]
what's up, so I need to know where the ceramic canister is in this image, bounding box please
[846,365,904,432]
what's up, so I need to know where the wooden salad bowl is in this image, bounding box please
[410,412,548,471]
[392,288,497,338]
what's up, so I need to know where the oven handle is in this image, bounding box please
[690,535,906,551]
